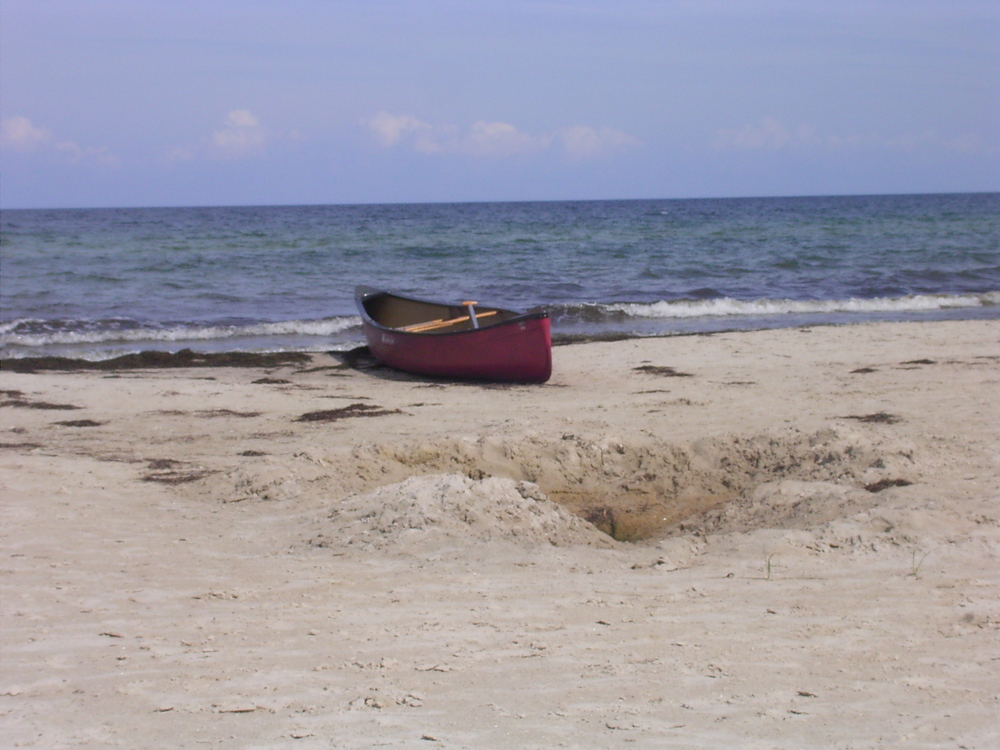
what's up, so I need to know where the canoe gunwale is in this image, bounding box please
[354,286,548,338]
[354,286,552,383]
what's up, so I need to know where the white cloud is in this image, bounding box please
[0,115,119,167]
[210,109,266,159]
[364,113,544,158]
[164,109,298,164]
[457,121,547,158]
[364,111,433,147]
[365,113,638,161]
[0,116,52,151]
[558,125,641,159]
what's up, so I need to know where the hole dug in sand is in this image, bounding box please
[534,429,915,540]
[298,427,918,547]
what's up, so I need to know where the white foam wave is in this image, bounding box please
[607,292,998,320]
[1,316,361,348]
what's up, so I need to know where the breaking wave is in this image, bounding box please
[0,316,361,349]
[551,292,998,323]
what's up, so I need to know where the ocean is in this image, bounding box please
[1,193,997,361]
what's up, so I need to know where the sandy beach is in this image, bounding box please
[2,319,998,749]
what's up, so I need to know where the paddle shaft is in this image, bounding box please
[403,309,498,333]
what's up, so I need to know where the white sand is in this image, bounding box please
[2,320,998,748]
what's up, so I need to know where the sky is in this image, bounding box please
[1,0,997,208]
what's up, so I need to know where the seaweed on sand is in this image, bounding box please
[295,403,402,422]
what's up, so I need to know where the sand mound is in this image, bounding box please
[310,473,615,553]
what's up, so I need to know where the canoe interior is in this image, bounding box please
[362,292,519,334]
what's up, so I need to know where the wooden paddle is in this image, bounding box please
[403,308,498,333]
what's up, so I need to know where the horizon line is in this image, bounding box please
[3,189,997,212]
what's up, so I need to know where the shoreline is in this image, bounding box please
[2,319,998,747]
[4,296,998,365]
[5,308,1000,368]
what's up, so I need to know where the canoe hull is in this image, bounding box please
[356,288,552,383]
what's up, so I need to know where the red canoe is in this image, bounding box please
[355,287,552,383]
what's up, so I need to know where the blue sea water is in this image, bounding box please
[1,193,998,360]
